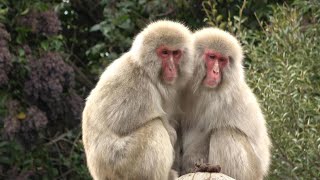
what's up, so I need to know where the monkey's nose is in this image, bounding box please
[212,69,219,74]
[168,63,175,71]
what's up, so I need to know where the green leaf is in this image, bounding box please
[90,23,101,32]
[20,8,29,15]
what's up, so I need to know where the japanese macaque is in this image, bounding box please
[180,28,271,180]
[82,20,193,180]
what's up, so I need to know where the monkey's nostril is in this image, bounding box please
[212,70,219,74]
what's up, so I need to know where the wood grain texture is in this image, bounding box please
[178,173,235,180]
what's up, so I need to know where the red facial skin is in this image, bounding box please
[156,45,182,84]
[203,49,229,88]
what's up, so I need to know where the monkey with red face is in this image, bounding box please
[82,20,193,180]
[180,28,271,180]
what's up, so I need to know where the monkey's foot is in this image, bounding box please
[193,163,221,173]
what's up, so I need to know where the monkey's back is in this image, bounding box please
[83,53,164,137]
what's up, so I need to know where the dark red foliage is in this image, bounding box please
[17,9,61,35]
[17,10,38,33]
[23,52,83,123]
[23,106,48,131]
[66,91,84,121]
[3,115,20,140]
[3,100,48,141]
[24,52,74,100]
[0,23,12,87]
[22,44,32,58]
[0,23,11,41]
[37,10,61,35]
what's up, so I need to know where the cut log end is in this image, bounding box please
[177,172,235,180]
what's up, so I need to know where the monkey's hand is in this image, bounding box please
[193,163,221,173]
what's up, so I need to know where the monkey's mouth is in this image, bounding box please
[164,76,177,85]
[166,75,176,81]
[202,75,221,88]
[203,80,219,88]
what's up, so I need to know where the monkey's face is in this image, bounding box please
[130,20,193,87]
[156,45,183,85]
[202,49,229,88]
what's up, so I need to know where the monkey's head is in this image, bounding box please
[192,28,244,90]
[130,20,193,86]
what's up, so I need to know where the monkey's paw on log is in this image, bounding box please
[193,163,221,173]
[177,173,235,180]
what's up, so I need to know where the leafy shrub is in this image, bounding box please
[245,4,320,179]
[201,0,285,33]
[0,0,86,179]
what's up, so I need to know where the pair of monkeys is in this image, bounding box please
[82,20,271,180]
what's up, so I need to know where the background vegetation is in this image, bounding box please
[0,0,319,179]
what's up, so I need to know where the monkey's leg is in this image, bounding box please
[208,128,263,180]
[124,119,175,180]
[87,119,174,180]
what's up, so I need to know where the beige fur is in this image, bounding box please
[82,20,193,180]
[180,28,271,180]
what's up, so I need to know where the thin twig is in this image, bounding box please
[272,138,299,179]
[68,130,82,160]
[254,12,267,35]
[58,169,74,180]
[68,58,95,89]
[45,132,69,146]
[155,8,174,18]
[238,0,247,35]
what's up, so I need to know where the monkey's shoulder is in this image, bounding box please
[102,53,146,80]
[87,53,159,109]
[98,54,150,87]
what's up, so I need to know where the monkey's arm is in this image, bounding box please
[208,128,263,180]
[181,129,210,175]
[232,91,272,178]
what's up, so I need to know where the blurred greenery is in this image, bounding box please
[0,0,319,179]
[245,3,320,179]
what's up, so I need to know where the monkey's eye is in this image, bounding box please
[219,57,227,62]
[162,50,169,55]
[156,47,170,58]
[172,50,181,57]
[209,55,216,59]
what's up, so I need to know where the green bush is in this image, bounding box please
[245,4,320,179]
[201,0,285,33]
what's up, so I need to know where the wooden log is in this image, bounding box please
[177,173,235,180]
